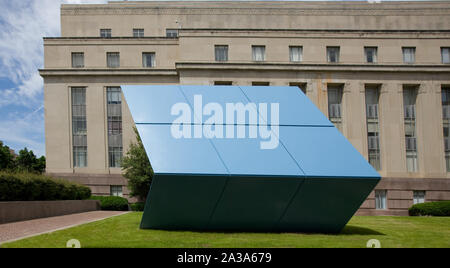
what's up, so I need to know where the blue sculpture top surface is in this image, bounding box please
[122,85,380,179]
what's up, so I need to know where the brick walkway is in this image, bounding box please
[0,211,129,244]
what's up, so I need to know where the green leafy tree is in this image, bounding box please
[16,148,46,174]
[0,141,15,170]
[121,127,153,201]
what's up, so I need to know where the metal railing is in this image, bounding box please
[404,105,416,119]
[366,104,378,119]
[328,104,341,118]
[368,136,380,150]
[405,137,417,151]
[443,105,450,119]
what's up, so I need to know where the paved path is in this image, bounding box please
[0,211,129,244]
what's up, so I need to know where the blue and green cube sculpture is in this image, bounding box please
[122,85,380,233]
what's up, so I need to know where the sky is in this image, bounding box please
[0,0,439,157]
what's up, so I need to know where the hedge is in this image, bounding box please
[130,202,145,212]
[409,201,450,216]
[90,196,129,211]
[0,172,91,201]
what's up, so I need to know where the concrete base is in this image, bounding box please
[0,200,101,224]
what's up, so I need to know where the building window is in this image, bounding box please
[442,47,450,64]
[215,45,228,61]
[166,29,178,38]
[71,52,84,68]
[327,46,340,63]
[289,46,303,62]
[100,29,111,38]
[365,85,381,170]
[402,47,416,64]
[413,190,425,205]
[214,81,233,86]
[442,87,450,172]
[110,185,123,197]
[327,84,343,132]
[133,28,144,37]
[403,86,419,172]
[72,87,87,168]
[289,82,306,95]
[107,52,120,68]
[142,52,155,68]
[252,46,265,61]
[365,47,378,63]
[107,87,123,168]
[375,190,387,210]
[252,82,270,86]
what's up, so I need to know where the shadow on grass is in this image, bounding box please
[141,225,385,236]
[340,225,385,236]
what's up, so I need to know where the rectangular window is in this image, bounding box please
[252,82,270,86]
[71,52,84,68]
[166,29,178,38]
[215,45,228,61]
[72,87,87,168]
[327,46,340,63]
[289,82,307,95]
[107,52,120,68]
[375,190,387,210]
[402,47,416,64]
[413,190,425,205]
[110,185,123,197]
[107,87,123,168]
[403,86,419,172]
[442,47,450,64]
[289,46,303,62]
[365,85,381,170]
[133,28,144,37]
[327,84,343,132]
[365,47,378,63]
[214,81,233,86]
[252,46,265,61]
[142,52,155,68]
[100,29,111,38]
[442,86,450,172]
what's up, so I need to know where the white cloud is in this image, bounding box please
[0,106,45,156]
[0,0,107,156]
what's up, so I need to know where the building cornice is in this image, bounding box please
[43,37,179,46]
[39,68,178,77]
[61,2,450,16]
[39,63,450,77]
[175,62,450,73]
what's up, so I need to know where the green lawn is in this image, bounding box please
[2,212,449,248]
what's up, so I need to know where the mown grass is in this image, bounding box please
[2,212,449,248]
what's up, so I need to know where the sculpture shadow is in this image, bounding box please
[144,225,385,236]
[339,225,385,236]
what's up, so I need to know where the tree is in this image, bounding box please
[16,148,46,174]
[121,127,153,201]
[0,141,15,170]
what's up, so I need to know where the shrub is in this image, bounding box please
[130,202,145,211]
[409,201,450,216]
[0,172,91,201]
[90,196,129,211]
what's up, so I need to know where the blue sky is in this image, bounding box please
[0,0,437,157]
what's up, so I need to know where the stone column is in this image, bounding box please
[341,81,367,156]
[416,82,446,177]
[378,83,406,176]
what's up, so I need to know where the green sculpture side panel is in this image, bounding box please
[277,178,380,233]
[208,176,304,231]
[140,174,227,230]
